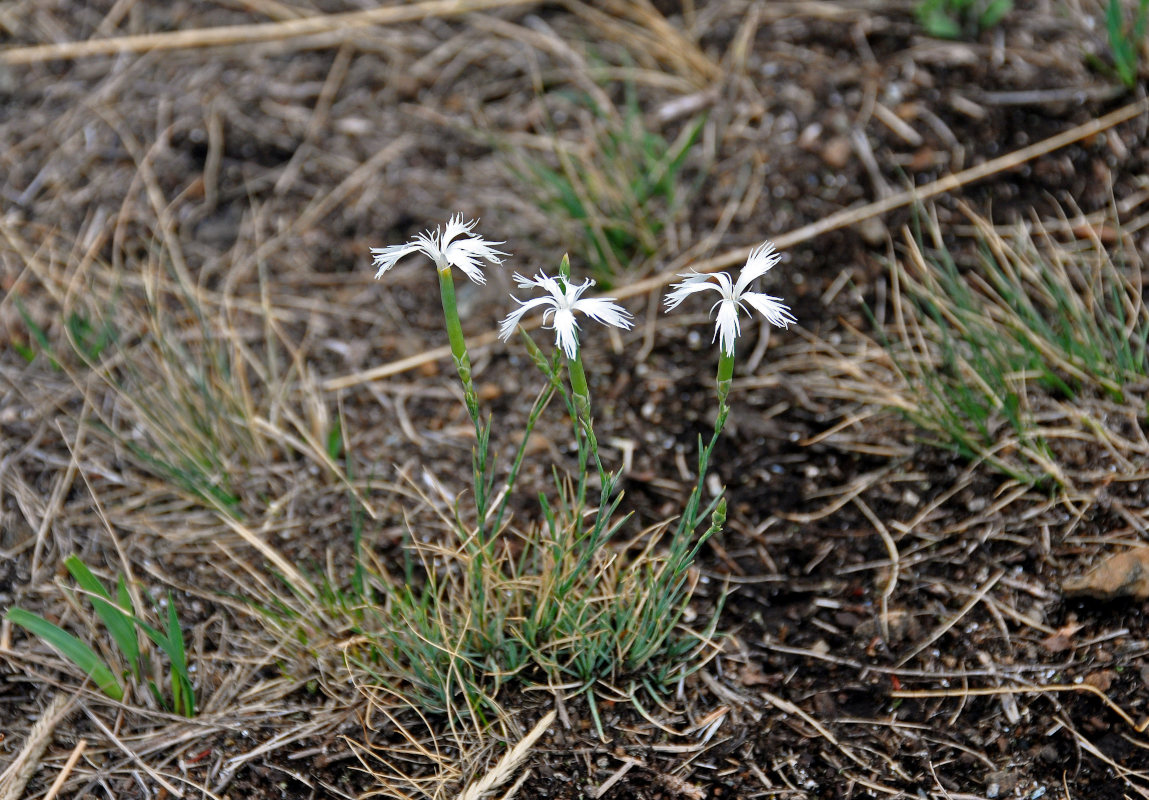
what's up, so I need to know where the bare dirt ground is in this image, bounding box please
[3,1,1149,798]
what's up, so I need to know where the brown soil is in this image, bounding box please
[3,1,1149,799]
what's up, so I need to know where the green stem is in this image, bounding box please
[675,348,736,540]
[438,267,481,426]
[715,348,735,419]
[437,266,493,596]
[566,352,604,481]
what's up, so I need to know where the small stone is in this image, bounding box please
[821,136,852,169]
[986,770,1019,795]
[1082,670,1116,692]
[1064,548,1149,600]
[856,216,888,246]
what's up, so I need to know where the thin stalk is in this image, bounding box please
[436,268,493,538]
[437,267,481,426]
[715,349,735,413]
[436,267,498,651]
[488,380,559,535]
[674,350,734,540]
[565,352,607,484]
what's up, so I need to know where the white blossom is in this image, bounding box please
[499,271,633,359]
[371,214,507,284]
[664,241,796,355]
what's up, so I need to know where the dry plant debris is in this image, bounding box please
[3,1,1149,799]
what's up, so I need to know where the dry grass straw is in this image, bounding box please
[0,693,76,800]
[458,709,554,800]
[784,196,1149,509]
[892,683,1149,734]
[348,683,552,800]
[0,0,539,65]
[0,202,369,583]
[0,70,394,790]
[324,95,1149,390]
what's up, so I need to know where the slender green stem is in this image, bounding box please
[565,352,606,483]
[437,268,481,426]
[674,348,736,541]
[566,353,592,428]
[437,266,494,627]
[488,380,559,534]
[715,348,735,418]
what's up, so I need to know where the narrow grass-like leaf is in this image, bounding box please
[64,556,140,680]
[133,595,196,717]
[6,608,124,701]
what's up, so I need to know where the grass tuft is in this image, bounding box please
[6,555,196,716]
[873,202,1149,487]
[507,84,704,282]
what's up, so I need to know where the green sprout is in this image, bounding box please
[7,555,196,716]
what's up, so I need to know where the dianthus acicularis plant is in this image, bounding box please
[358,215,794,733]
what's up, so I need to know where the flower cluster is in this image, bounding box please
[372,215,796,360]
[366,215,802,724]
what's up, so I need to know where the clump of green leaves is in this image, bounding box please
[12,301,117,368]
[873,205,1149,486]
[263,243,730,739]
[1106,0,1149,88]
[335,324,723,737]
[915,0,1012,38]
[6,556,196,716]
[511,87,703,282]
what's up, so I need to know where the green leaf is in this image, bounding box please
[14,297,60,370]
[980,0,1013,28]
[1134,0,1149,40]
[132,594,196,716]
[1108,0,1126,45]
[64,556,140,679]
[6,608,124,701]
[325,419,342,461]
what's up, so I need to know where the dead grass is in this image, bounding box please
[3,0,1149,798]
[789,196,1149,504]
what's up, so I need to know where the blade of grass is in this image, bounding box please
[5,609,124,701]
[64,556,141,681]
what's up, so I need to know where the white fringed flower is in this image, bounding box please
[371,214,507,284]
[664,241,796,355]
[499,271,634,359]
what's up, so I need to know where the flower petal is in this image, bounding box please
[572,297,634,330]
[498,295,556,341]
[734,241,781,297]
[741,292,797,329]
[442,244,486,283]
[439,214,477,250]
[515,271,560,293]
[443,237,508,284]
[551,308,581,359]
[664,272,721,311]
[371,242,427,277]
[713,299,741,355]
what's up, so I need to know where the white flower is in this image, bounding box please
[499,271,634,359]
[664,241,796,355]
[371,214,507,284]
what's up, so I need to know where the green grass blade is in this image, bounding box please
[64,556,140,679]
[131,594,196,716]
[6,608,124,701]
